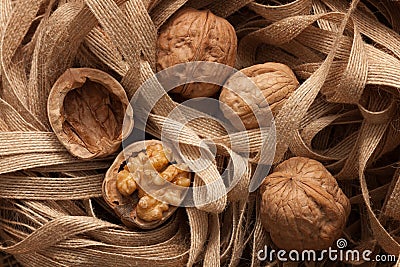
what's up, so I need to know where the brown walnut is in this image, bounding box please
[220,62,299,130]
[260,157,350,250]
[48,68,132,159]
[103,140,191,229]
[157,7,237,98]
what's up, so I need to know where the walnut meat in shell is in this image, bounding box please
[48,68,132,159]
[157,8,237,98]
[260,157,350,250]
[220,62,299,130]
[103,140,191,229]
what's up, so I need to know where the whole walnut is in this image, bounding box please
[157,8,237,98]
[220,62,299,130]
[260,157,350,251]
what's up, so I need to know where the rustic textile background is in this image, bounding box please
[1,0,400,266]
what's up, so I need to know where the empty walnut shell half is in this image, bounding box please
[220,62,299,130]
[48,68,132,159]
[260,157,350,251]
[103,140,191,229]
[157,7,237,98]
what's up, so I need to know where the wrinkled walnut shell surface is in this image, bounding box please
[157,7,237,98]
[48,68,132,159]
[260,157,350,250]
[220,62,299,130]
[103,140,190,229]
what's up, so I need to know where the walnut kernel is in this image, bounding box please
[116,169,137,197]
[103,141,191,229]
[173,172,191,187]
[136,195,169,222]
[146,143,172,172]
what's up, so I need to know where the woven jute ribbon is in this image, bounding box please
[1,0,400,266]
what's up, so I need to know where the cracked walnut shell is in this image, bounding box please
[260,157,350,250]
[103,140,191,229]
[48,68,132,159]
[157,8,237,98]
[220,62,299,130]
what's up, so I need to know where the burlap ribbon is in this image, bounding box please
[1,0,400,266]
